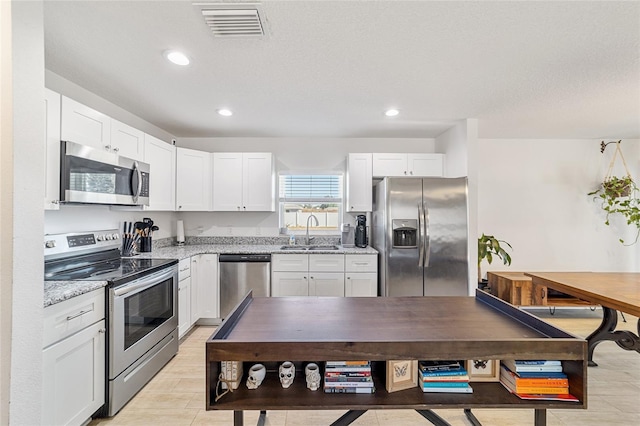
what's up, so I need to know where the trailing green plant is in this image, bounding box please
[588,176,640,245]
[477,234,512,282]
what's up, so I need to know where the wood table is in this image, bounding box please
[206,291,587,426]
[525,272,640,366]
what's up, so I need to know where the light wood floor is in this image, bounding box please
[90,308,640,425]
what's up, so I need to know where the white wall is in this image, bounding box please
[478,138,640,274]
[6,2,45,424]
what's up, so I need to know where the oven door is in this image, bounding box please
[61,140,150,206]
[109,265,177,379]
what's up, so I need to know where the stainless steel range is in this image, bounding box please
[44,229,178,417]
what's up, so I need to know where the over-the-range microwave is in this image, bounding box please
[60,140,150,206]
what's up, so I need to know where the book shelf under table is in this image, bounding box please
[206,290,587,426]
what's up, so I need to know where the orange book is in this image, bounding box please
[500,366,568,387]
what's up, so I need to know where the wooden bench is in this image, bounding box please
[487,271,592,307]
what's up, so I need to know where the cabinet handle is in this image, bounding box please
[351,206,354,209]
[113,147,119,153]
[409,171,413,175]
[66,309,92,321]
[347,276,351,280]
[99,328,106,334]
[353,262,369,265]
[104,145,111,151]
[404,170,407,175]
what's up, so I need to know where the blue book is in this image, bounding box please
[514,371,568,379]
[422,381,470,388]
[420,368,468,377]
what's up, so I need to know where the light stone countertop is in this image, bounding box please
[44,243,378,307]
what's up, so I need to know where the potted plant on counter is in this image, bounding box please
[477,234,512,289]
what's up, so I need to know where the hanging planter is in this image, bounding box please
[587,141,640,245]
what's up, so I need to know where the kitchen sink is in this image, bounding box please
[279,245,341,251]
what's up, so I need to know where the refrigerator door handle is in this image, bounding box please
[423,204,431,267]
[418,203,425,267]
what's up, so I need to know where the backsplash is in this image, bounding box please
[153,235,341,248]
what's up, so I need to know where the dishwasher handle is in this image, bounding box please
[218,254,271,262]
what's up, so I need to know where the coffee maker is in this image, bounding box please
[354,215,368,248]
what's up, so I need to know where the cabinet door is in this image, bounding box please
[242,153,274,211]
[272,254,309,272]
[110,119,144,160]
[346,153,372,212]
[372,153,407,177]
[61,96,110,150]
[144,135,176,211]
[309,254,345,272]
[176,147,211,211]
[178,277,191,338]
[345,273,378,297]
[211,153,243,211]
[309,272,344,296]
[195,254,219,319]
[345,254,377,273]
[44,89,61,210]
[190,257,200,325]
[272,272,309,296]
[42,320,105,426]
[408,153,444,177]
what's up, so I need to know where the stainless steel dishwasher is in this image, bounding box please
[218,254,271,319]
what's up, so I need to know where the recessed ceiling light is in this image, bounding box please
[165,50,190,66]
[385,109,400,117]
[217,109,233,117]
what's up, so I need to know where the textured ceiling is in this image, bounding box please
[43,0,640,139]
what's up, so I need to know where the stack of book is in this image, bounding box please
[500,360,578,402]
[323,361,375,394]
[419,361,473,394]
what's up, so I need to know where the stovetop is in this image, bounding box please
[44,229,177,285]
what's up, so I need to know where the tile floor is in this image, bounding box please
[90,308,640,425]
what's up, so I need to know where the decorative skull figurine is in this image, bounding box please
[305,363,321,391]
[279,361,295,388]
[246,364,266,389]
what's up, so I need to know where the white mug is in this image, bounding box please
[246,363,267,389]
[279,361,295,388]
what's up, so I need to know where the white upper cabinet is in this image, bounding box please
[212,152,274,212]
[61,96,110,151]
[44,89,61,210]
[407,153,443,177]
[211,153,243,211]
[110,119,144,160]
[372,153,444,177]
[176,147,211,211]
[144,135,176,211]
[346,153,372,212]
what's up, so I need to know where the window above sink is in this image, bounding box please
[278,173,343,235]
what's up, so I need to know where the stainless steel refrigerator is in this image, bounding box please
[372,177,469,296]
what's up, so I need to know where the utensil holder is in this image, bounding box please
[140,236,152,253]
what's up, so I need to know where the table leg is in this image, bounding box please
[587,307,640,366]
[329,410,367,426]
[464,409,482,426]
[257,410,266,426]
[416,409,452,426]
[233,410,243,426]
[534,409,546,426]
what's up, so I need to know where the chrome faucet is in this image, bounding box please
[305,214,319,245]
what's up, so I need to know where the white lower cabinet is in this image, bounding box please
[178,258,192,338]
[42,289,105,426]
[272,253,375,297]
[190,254,220,321]
[272,271,309,296]
[345,254,378,297]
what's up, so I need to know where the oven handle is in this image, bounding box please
[113,267,176,297]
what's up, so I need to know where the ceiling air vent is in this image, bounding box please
[202,9,264,37]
